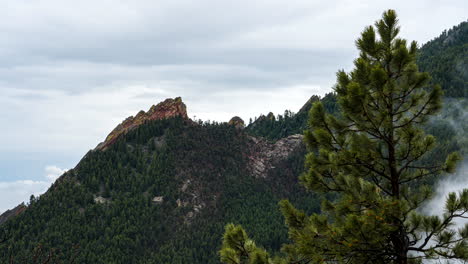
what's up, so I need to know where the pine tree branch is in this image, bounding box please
[399,167,443,184]
[362,103,391,145]
[394,95,433,129]
[409,209,468,252]
[397,142,435,176]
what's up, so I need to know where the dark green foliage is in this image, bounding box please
[220,10,467,264]
[247,93,338,141]
[0,117,318,264]
[418,20,468,98]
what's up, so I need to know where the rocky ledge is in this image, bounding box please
[96,97,188,150]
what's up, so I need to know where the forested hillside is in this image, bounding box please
[0,117,320,264]
[418,20,468,97]
[0,19,467,264]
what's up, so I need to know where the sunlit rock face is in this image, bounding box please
[96,97,188,150]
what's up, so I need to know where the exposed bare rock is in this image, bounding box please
[228,116,245,129]
[152,196,164,204]
[181,179,191,192]
[193,202,205,213]
[153,135,166,150]
[0,203,27,225]
[96,97,188,150]
[248,134,304,178]
[94,196,110,204]
[176,199,189,207]
[186,211,194,219]
[177,178,208,224]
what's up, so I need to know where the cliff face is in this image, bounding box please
[248,134,304,178]
[96,97,188,150]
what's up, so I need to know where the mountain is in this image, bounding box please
[1,21,467,264]
[418,20,468,98]
[0,97,320,264]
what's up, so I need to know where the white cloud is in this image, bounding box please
[0,61,332,154]
[0,165,67,213]
[44,165,67,181]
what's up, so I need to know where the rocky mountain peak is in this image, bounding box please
[228,116,245,129]
[96,97,188,150]
[0,203,26,225]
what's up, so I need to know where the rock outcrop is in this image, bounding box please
[228,116,245,129]
[152,196,164,204]
[0,203,27,225]
[96,97,188,150]
[94,196,110,204]
[248,134,304,178]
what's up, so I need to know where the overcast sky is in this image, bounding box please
[0,0,467,213]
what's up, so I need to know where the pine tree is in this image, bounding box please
[220,10,467,264]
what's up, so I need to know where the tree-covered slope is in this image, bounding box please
[418,20,468,98]
[246,93,338,141]
[0,117,319,264]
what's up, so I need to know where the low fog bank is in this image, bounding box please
[421,98,467,263]
[424,98,467,218]
[423,161,468,222]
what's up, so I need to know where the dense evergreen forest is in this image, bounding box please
[418,20,468,97]
[0,19,467,264]
[0,118,320,263]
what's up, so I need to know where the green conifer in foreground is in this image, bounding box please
[220,10,467,264]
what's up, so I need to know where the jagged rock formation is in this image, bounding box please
[96,97,188,150]
[228,116,245,129]
[248,134,304,178]
[0,203,26,225]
